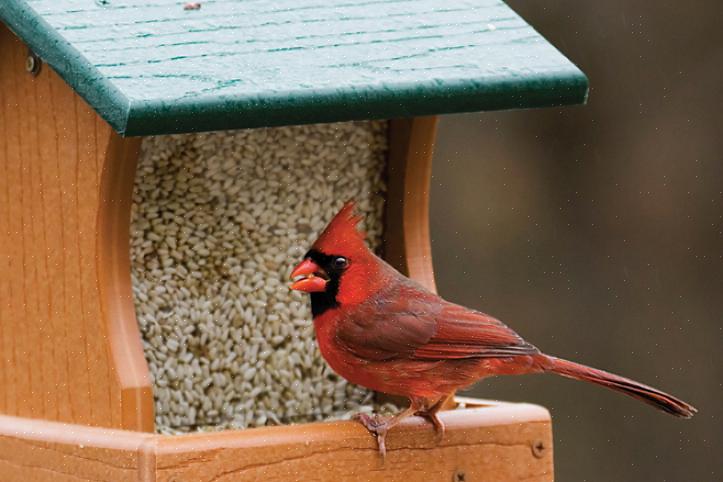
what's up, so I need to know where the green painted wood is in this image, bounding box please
[1,0,587,136]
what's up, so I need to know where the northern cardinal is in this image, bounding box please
[290,202,696,457]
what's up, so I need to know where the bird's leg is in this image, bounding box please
[353,397,425,458]
[415,393,454,441]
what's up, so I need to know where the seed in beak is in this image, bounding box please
[290,259,328,292]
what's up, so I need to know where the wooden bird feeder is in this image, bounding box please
[0,0,587,480]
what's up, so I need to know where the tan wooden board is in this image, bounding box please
[0,399,553,481]
[0,25,153,431]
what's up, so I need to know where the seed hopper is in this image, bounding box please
[0,1,587,480]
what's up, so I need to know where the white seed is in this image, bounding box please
[131,121,396,433]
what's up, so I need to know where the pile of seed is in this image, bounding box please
[130,121,392,433]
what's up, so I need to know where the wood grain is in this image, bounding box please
[0,414,151,481]
[0,399,554,481]
[0,25,152,431]
[98,133,155,432]
[1,0,587,134]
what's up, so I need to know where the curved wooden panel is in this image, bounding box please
[0,25,152,431]
[384,116,439,293]
[97,134,154,432]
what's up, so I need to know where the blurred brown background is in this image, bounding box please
[430,2,722,481]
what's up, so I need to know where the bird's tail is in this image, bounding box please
[540,355,697,418]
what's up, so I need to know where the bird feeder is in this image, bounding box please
[0,0,587,480]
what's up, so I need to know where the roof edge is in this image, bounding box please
[0,0,131,134]
[125,69,588,136]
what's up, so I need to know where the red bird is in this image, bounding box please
[290,202,696,456]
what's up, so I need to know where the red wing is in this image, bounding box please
[412,301,539,360]
[336,281,537,362]
[335,291,437,361]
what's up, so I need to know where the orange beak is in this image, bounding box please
[290,258,328,292]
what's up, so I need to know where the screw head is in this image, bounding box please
[25,51,41,76]
[532,440,546,458]
[453,470,466,482]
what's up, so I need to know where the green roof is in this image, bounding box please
[1,0,588,136]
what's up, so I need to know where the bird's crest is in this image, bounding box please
[312,201,368,255]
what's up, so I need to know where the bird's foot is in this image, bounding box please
[352,413,390,458]
[415,410,446,442]
[352,412,385,431]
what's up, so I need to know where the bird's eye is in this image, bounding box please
[332,257,349,270]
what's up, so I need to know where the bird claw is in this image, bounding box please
[375,431,388,459]
[415,410,446,442]
[352,412,384,432]
[352,413,389,458]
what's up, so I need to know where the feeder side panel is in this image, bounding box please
[0,26,152,431]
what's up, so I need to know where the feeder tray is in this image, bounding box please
[0,0,587,480]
